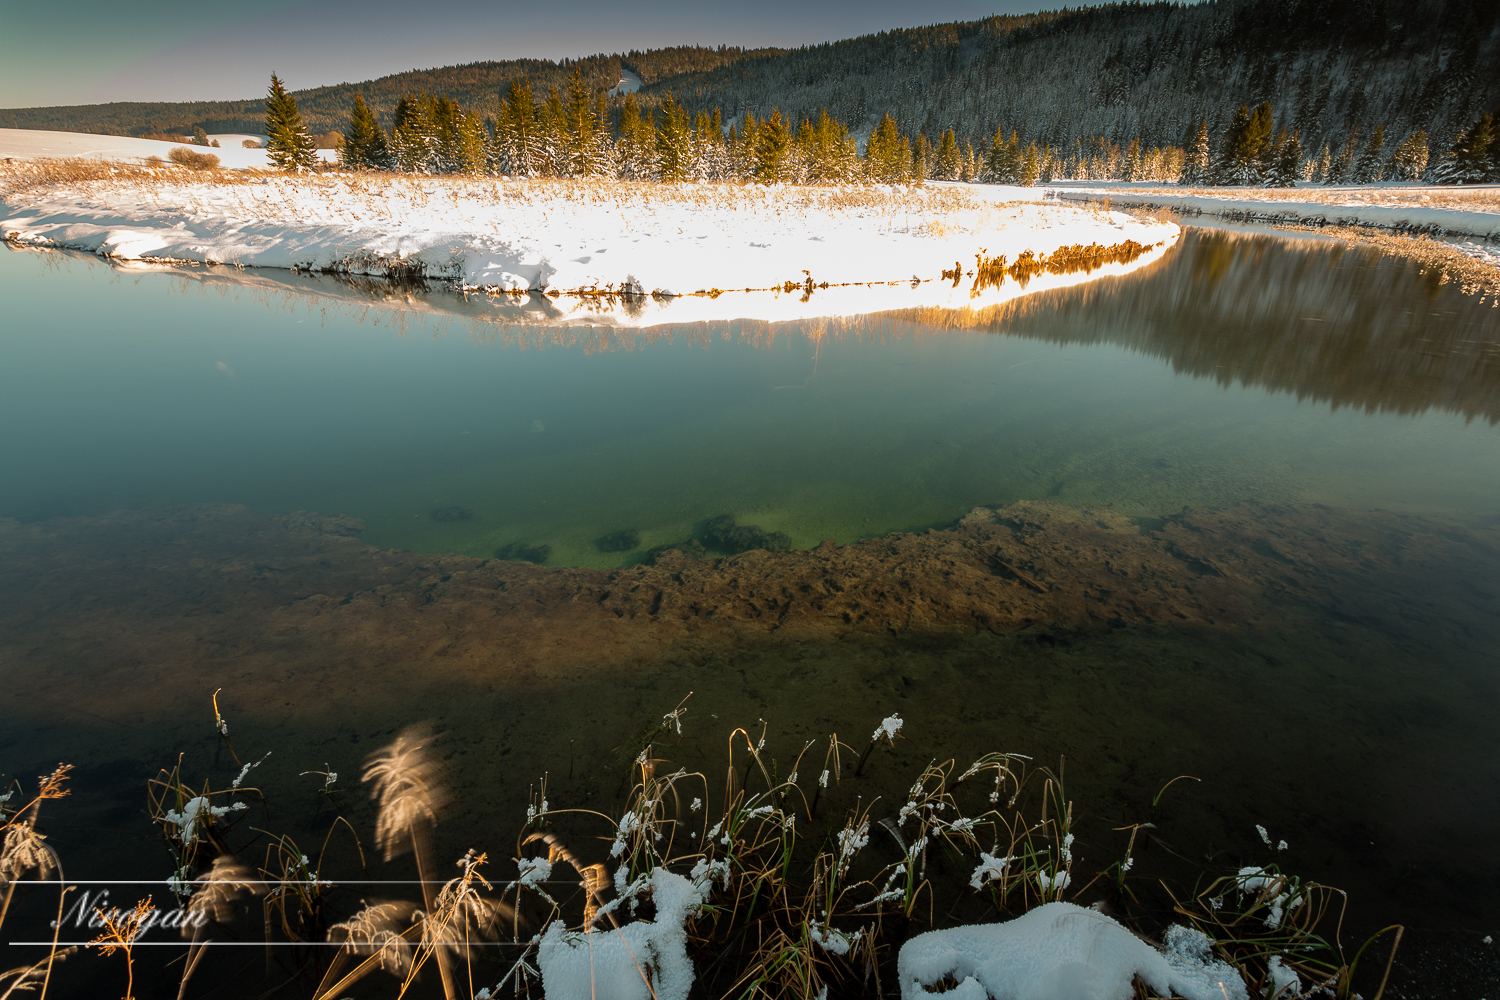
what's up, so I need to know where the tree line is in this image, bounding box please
[265,67,1499,186]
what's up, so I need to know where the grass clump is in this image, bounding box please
[0,693,1404,1000]
[168,147,220,171]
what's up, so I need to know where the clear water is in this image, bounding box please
[2,230,1499,998]
[2,232,1497,561]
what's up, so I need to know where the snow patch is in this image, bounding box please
[897,902,1248,1000]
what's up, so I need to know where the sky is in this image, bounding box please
[1,0,1061,109]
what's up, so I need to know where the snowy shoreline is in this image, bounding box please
[1047,182,1500,240]
[1,170,1179,322]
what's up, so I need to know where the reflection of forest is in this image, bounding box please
[910,229,1500,425]
[94,228,1500,422]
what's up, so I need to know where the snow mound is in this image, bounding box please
[538,867,709,1000]
[897,902,1247,1000]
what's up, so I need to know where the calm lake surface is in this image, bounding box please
[1,229,1497,998]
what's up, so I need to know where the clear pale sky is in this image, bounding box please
[1,0,1059,109]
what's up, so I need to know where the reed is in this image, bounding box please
[0,691,1398,1000]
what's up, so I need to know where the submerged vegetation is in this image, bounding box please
[0,696,1406,999]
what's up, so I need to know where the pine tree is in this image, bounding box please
[1179,119,1211,184]
[615,93,653,179]
[1326,127,1360,185]
[1123,137,1142,181]
[562,69,599,176]
[339,94,391,170]
[1314,144,1332,183]
[1019,142,1041,186]
[935,128,961,181]
[655,93,694,182]
[496,80,540,176]
[192,126,210,147]
[1433,113,1494,184]
[1389,130,1429,181]
[1215,102,1273,185]
[865,114,908,183]
[752,110,792,184]
[1352,124,1386,183]
[264,73,318,172]
[1265,129,1301,186]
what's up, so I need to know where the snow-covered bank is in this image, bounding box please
[1048,182,1500,240]
[0,127,335,169]
[2,168,1178,323]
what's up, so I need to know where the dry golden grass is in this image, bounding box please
[0,157,1067,241]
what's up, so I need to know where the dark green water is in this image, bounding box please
[1,229,1498,999]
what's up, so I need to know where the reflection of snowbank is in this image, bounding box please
[3,171,1177,322]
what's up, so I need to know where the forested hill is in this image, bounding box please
[643,0,1498,165]
[0,46,781,137]
[3,0,1496,163]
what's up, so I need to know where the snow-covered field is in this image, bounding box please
[1,165,1179,324]
[0,128,335,169]
[1048,180,1500,240]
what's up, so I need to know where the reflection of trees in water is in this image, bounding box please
[896,230,1500,425]
[45,232,1498,422]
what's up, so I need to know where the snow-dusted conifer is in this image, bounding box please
[1123,137,1142,180]
[264,73,318,172]
[496,80,541,176]
[1352,124,1386,182]
[1264,128,1301,186]
[192,126,210,147]
[1433,113,1494,184]
[340,94,391,170]
[655,93,694,182]
[865,113,907,183]
[1389,129,1428,180]
[1326,127,1360,184]
[1215,102,1272,185]
[751,109,792,184]
[935,128,961,180]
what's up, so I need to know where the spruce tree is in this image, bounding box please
[1123,137,1142,181]
[865,114,907,183]
[1434,113,1494,184]
[497,80,540,176]
[192,126,210,147]
[1179,119,1211,184]
[339,94,391,170]
[751,110,791,184]
[1352,124,1386,183]
[1390,130,1429,181]
[935,128,961,181]
[264,74,318,172]
[655,94,694,182]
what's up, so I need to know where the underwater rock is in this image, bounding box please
[646,538,708,563]
[702,514,792,554]
[495,541,551,564]
[430,506,474,522]
[595,529,641,553]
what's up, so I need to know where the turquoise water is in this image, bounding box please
[2,232,1497,565]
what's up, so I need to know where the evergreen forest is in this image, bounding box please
[7,0,1500,185]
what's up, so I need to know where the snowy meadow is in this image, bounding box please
[0,159,1179,323]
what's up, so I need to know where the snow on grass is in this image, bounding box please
[537,867,709,1000]
[897,902,1248,1000]
[1049,180,1500,239]
[0,165,1178,324]
[0,127,332,169]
